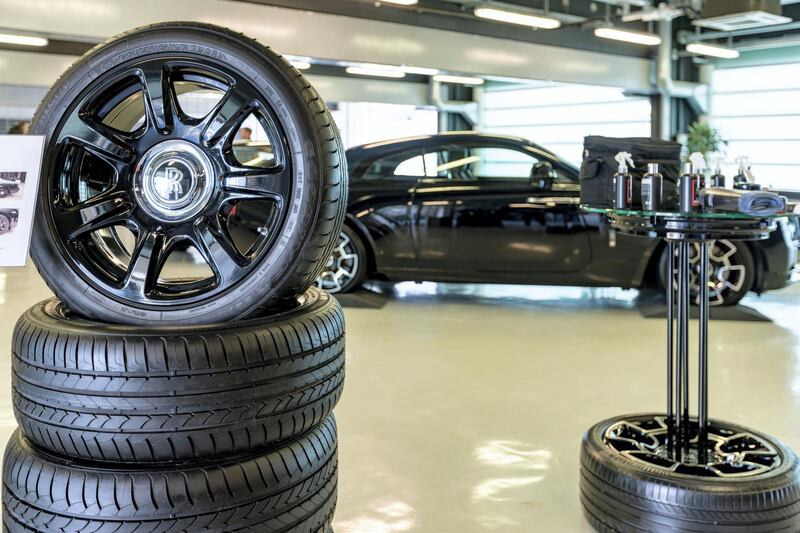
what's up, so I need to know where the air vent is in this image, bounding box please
[695,0,790,31]
[694,11,791,31]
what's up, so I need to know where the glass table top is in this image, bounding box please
[581,206,794,220]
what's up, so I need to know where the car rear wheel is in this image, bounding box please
[316,225,367,293]
[29,22,347,325]
[658,240,755,306]
[0,215,10,234]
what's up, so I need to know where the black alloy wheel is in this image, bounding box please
[30,22,347,325]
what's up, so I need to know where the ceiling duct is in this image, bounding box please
[694,0,791,31]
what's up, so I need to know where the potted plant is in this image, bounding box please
[686,121,727,170]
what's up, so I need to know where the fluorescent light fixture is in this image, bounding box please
[346,66,406,78]
[380,0,418,4]
[686,42,740,59]
[594,26,662,46]
[285,56,313,70]
[475,6,561,29]
[433,74,485,86]
[0,32,48,47]
[401,65,440,76]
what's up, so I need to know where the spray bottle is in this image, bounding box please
[641,163,663,211]
[679,153,706,213]
[690,152,707,199]
[732,156,760,190]
[614,151,635,209]
[710,153,726,188]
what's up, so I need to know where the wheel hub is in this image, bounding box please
[134,140,215,223]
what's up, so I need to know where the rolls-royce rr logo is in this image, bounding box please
[154,166,186,201]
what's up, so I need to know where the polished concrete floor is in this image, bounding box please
[0,265,798,532]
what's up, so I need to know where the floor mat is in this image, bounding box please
[335,288,390,309]
[636,291,771,322]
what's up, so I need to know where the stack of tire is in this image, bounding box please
[3,22,347,533]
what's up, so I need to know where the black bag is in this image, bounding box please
[580,136,682,209]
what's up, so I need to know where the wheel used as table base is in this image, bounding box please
[580,413,800,533]
[579,209,800,532]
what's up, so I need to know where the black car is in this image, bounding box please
[0,178,20,198]
[315,132,800,305]
[0,208,19,235]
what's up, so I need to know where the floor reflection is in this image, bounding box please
[334,500,416,533]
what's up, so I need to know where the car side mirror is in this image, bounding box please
[531,161,557,189]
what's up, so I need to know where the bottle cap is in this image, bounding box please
[647,163,660,174]
[689,152,706,173]
[712,152,725,174]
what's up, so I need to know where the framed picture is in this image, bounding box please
[0,135,45,266]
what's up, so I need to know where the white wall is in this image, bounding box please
[712,62,800,191]
[483,82,652,165]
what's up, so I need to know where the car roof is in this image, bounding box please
[346,131,559,160]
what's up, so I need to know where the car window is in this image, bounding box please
[417,145,538,181]
[364,149,426,178]
[421,144,576,183]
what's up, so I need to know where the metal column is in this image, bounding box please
[698,242,710,462]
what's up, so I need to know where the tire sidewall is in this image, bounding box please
[30,24,324,324]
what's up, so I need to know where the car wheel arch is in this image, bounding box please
[343,214,377,276]
[746,241,766,294]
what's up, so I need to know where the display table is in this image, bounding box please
[584,207,782,473]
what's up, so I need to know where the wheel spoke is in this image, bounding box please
[719,265,746,291]
[192,221,246,285]
[137,62,180,132]
[59,115,134,165]
[222,168,286,203]
[58,191,134,240]
[120,231,167,299]
[202,90,257,146]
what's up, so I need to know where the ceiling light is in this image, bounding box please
[474,6,561,30]
[0,32,48,47]
[433,74,485,86]
[380,0,419,5]
[594,26,662,46]
[346,66,406,78]
[401,65,440,76]
[686,42,740,59]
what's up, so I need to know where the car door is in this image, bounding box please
[411,142,591,278]
[350,148,423,274]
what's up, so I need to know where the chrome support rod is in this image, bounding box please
[698,241,710,463]
[666,241,676,457]
[674,242,684,459]
[679,241,691,456]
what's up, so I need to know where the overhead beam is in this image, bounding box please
[0,0,652,90]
